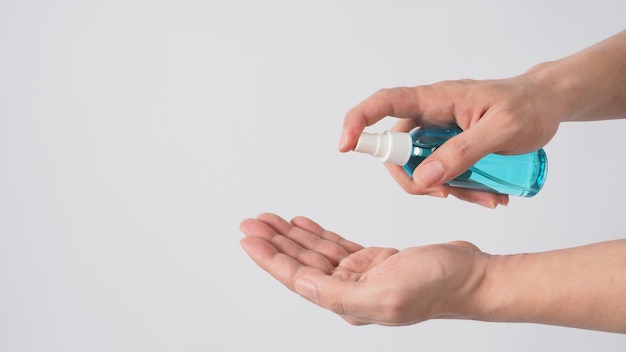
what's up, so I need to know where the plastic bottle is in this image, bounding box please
[353,126,547,197]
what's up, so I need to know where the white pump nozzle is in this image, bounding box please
[354,131,413,165]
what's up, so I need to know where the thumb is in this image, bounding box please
[413,126,493,189]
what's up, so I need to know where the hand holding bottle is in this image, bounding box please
[339,29,626,207]
[339,77,561,207]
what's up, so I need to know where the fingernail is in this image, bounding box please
[415,161,445,187]
[427,191,446,198]
[295,277,318,304]
[338,134,349,152]
[476,200,497,209]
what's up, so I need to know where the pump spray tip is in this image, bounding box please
[354,131,413,165]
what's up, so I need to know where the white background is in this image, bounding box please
[2,1,626,351]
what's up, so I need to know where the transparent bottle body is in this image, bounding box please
[402,127,548,197]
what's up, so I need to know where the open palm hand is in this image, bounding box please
[240,213,487,326]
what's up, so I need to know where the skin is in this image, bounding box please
[240,214,626,332]
[240,29,626,332]
[339,29,626,207]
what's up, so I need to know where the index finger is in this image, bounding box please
[339,87,422,152]
[240,235,327,292]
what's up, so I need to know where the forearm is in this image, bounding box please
[527,29,626,122]
[473,239,626,333]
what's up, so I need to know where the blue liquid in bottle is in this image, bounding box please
[403,126,547,197]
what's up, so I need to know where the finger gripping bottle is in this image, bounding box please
[353,126,547,197]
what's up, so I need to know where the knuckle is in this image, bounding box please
[373,87,393,99]
[444,135,475,161]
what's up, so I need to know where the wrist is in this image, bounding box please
[469,242,626,332]
[468,253,520,323]
[524,29,626,122]
[435,248,494,321]
[522,60,584,123]
[471,252,559,325]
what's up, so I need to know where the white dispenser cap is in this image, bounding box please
[354,131,412,165]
